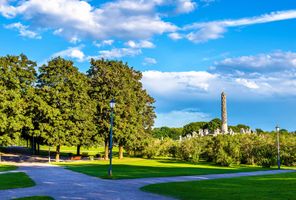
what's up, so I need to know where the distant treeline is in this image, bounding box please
[152,118,292,140]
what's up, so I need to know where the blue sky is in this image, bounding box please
[1,0,296,131]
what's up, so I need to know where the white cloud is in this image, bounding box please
[52,46,86,62]
[235,78,259,89]
[98,47,141,59]
[155,109,211,127]
[168,32,183,40]
[94,40,114,48]
[143,57,157,65]
[142,71,217,97]
[183,10,296,43]
[175,0,197,14]
[4,22,41,39]
[125,40,155,48]
[0,0,177,41]
[213,51,296,73]
[141,51,296,101]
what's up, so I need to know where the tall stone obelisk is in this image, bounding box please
[221,91,228,134]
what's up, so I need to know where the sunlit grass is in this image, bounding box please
[58,157,270,179]
[0,164,17,172]
[141,172,296,200]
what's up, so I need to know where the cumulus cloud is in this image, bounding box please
[182,10,296,43]
[175,0,197,14]
[155,109,211,127]
[141,51,296,101]
[142,71,217,97]
[4,22,41,39]
[0,0,177,41]
[125,40,155,49]
[143,57,157,65]
[93,40,114,48]
[168,32,183,40]
[52,46,86,62]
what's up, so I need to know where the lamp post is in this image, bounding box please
[108,98,116,176]
[276,125,280,169]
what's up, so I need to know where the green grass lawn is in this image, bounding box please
[0,164,17,171]
[141,172,296,200]
[12,196,54,200]
[38,145,119,157]
[0,172,35,190]
[58,158,271,179]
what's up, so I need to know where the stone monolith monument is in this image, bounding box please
[221,91,228,134]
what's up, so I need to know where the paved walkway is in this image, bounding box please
[0,163,295,200]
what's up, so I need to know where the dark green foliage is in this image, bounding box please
[152,127,182,140]
[182,122,207,136]
[87,59,155,158]
[0,55,37,147]
[206,118,222,132]
[37,57,97,159]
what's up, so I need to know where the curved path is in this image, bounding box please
[0,163,295,200]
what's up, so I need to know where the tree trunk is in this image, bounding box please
[104,139,108,160]
[119,145,124,159]
[56,145,60,162]
[26,139,28,148]
[37,142,40,155]
[77,145,81,155]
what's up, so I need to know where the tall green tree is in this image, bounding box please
[0,55,36,151]
[38,57,97,161]
[87,59,155,159]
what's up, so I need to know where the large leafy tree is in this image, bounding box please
[0,55,37,149]
[87,59,155,159]
[38,57,97,161]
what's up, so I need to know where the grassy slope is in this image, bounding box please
[0,164,17,171]
[0,172,35,190]
[13,196,54,200]
[59,158,270,179]
[141,172,296,200]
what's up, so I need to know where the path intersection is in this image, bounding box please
[0,163,294,200]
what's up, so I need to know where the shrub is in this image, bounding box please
[142,139,161,159]
[177,137,203,163]
[212,135,240,166]
[253,136,277,168]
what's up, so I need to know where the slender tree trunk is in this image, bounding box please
[77,145,81,155]
[34,141,37,155]
[26,139,28,148]
[119,145,124,159]
[56,145,60,162]
[37,142,40,155]
[104,139,108,160]
[0,151,2,162]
